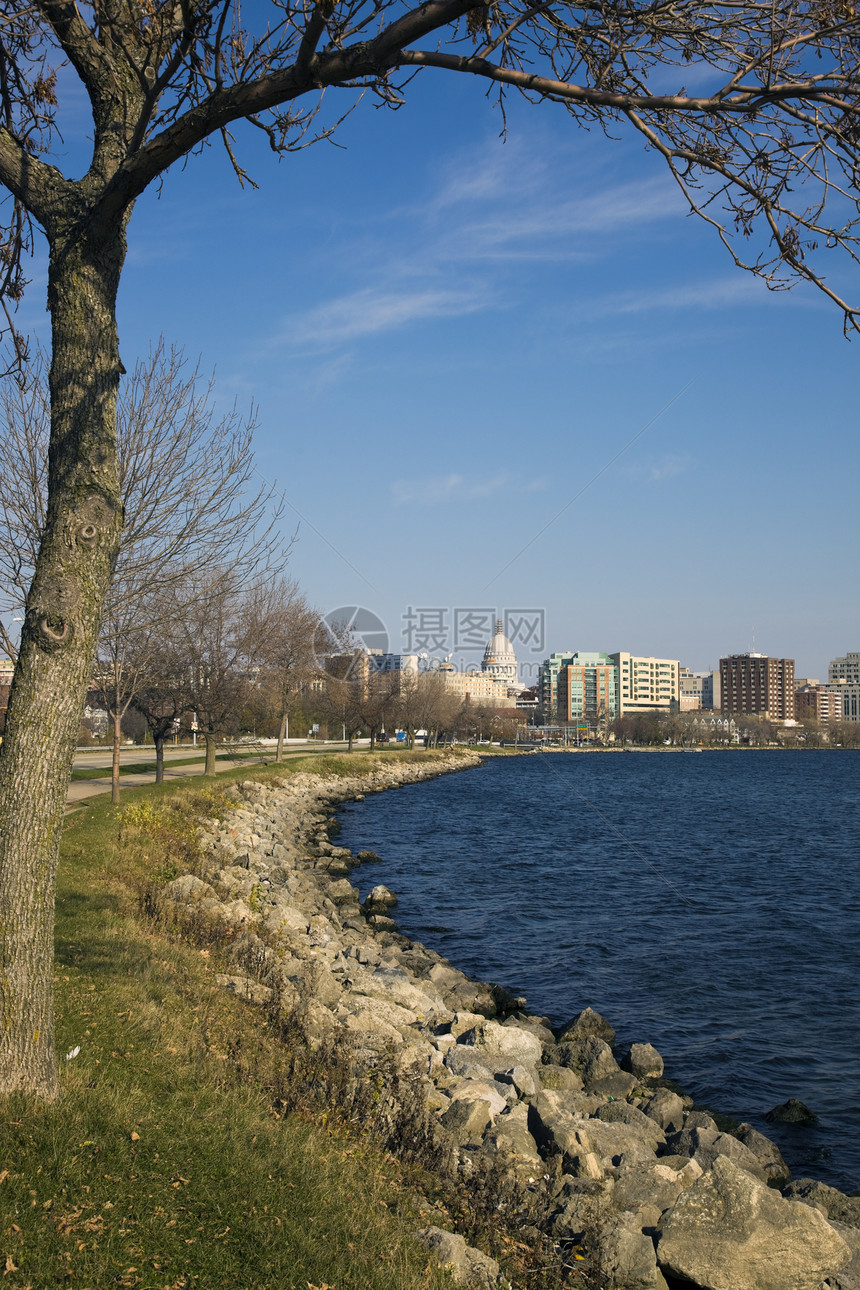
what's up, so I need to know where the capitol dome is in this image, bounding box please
[481,619,519,690]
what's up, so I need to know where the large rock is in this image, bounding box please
[622,1042,664,1080]
[733,1122,791,1188]
[439,1098,495,1146]
[595,1100,666,1153]
[609,1156,703,1229]
[785,1179,860,1230]
[550,1036,619,1086]
[642,1087,686,1133]
[417,1227,499,1290]
[482,1106,543,1179]
[657,1155,851,1290]
[557,1006,616,1045]
[166,873,217,903]
[765,1098,818,1125]
[529,1091,659,1176]
[595,1212,670,1290]
[457,1019,543,1068]
[689,1127,771,1185]
[444,1047,495,1081]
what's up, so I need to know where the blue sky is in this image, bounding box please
[18,69,860,681]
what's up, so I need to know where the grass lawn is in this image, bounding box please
[0,756,491,1290]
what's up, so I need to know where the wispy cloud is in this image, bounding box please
[594,274,775,316]
[391,472,546,506]
[277,285,489,351]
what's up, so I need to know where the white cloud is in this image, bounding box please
[647,453,691,482]
[391,472,546,506]
[595,274,776,316]
[278,285,490,351]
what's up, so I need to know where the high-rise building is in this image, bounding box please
[557,653,618,724]
[611,653,680,715]
[720,653,795,720]
[824,680,860,723]
[679,668,720,711]
[828,653,860,685]
[796,685,844,723]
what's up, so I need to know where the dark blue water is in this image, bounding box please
[339,750,860,1192]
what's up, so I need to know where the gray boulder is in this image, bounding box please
[642,1088,686,1133]
[166,873,217,902]
[765,1098,818,1125]
[622,1042,664,1079]
[657,1155,851,1290]
[539,1063,584,1092]
[609,1156,704,1228]
[785,1180,860,1230]
[440,1097,495,1145]
[457,1019,543,1068]
[529,1091,660,1176]
[595,1212,670,1290]
[734,1122,791,1188]
[689,1127,771,1185]
[550,1036,619,1086]
[444,1047,495,1081]
[557,1006,616,1045]
[595,1100,667,1153]
[417,1227,499,1290]
[587,1070,638,1099]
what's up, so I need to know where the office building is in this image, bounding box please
[828,653,860,685]
[720,653,795,720]
[611,653,680,715]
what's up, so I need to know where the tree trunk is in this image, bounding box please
[276,711,287,763]
[204,733,217,776]
[155,736,165,784]
[111,709,122,804]
[0,220,126,1097]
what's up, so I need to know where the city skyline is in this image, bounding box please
[7,73,859,682]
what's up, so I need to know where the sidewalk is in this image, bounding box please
[66,743,348,808]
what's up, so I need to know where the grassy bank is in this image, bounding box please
[0,753,515,1290]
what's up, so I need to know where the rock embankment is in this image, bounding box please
[165,755,860,1290]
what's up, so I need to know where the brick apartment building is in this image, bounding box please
[720,653,795,720]
[795,684,844,723]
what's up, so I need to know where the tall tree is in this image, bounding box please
[254,578,321,762]
[1,0,860,1096]
[0,342,283,803]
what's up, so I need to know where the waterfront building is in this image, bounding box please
[538,652,575,720]
[539,651,617,722]
[680,668,720,711]
[824,680,860,723]
[610,653,680,716]
[481,619,520,691]
[436,663,517,707]
[557,652,618,724]
[796,684,844,723]
[720,653,795,720]
[828,653,860,685]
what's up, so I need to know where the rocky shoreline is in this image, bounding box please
[164,752,860,1290]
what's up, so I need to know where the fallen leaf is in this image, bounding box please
[130,1132,140,1142]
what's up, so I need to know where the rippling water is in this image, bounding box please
[338,750,860,1192]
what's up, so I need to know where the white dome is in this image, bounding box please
[482,619,518,687]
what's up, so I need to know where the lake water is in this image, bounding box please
[338,750,860,1193]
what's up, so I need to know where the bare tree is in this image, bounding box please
[2,0,860,1096]
[0,341,284,802]
[255,578,321,761]
[166,570,282,776]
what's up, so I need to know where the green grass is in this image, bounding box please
[0,757,494,1290]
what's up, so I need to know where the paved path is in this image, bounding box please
[67,743,353,808]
